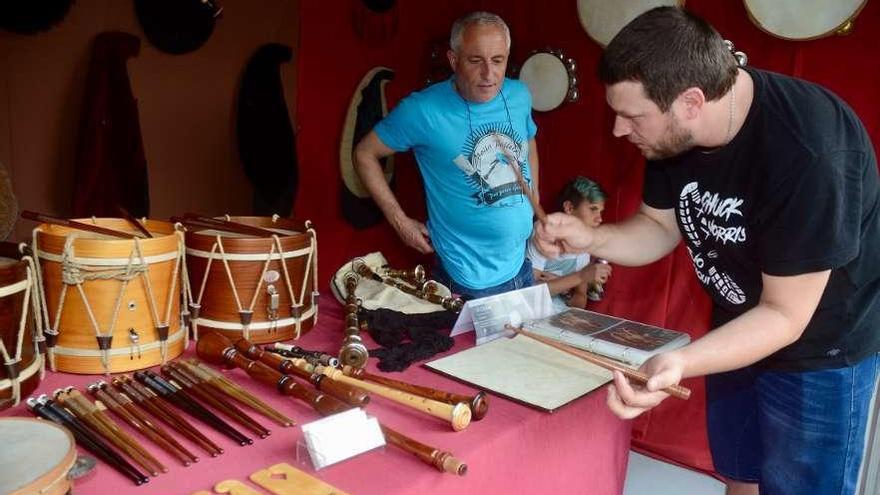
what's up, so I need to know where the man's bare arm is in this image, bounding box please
[353,131,433,253]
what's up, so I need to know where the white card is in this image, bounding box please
[301,408,385,470]
[451,284,554,344]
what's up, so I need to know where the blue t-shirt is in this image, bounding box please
[374,77,538,289]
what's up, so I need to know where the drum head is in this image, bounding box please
[577,0,683,47]
[519,51,575,112]
[0,418,75,494]
[744,0,866,40]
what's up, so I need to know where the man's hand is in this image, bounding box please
[605,351,685,419]
[392,214,433,254]
[533,213,596,257]
[580,262,612,284]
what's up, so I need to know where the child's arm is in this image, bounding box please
[535,269,589,296]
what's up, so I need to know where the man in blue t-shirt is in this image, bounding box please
[354,11,538,299]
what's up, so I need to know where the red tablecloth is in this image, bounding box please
[1,295,631,494]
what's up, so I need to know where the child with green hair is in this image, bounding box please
[527,176,612,309]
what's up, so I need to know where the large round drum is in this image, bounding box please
[34,219,185,374]
[744,0,866,41]
[0,417,77,495]
[184,216,318,344]
[518,50,578,112]
[577,0,683,47]
[0,243,42,410]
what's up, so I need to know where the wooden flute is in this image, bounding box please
[513,328,692,400]
[113,376,224,456]
[339,271,369,368]
[28,396,149,486]
[196,331,467,475]
[342,365,489,421]
[236,337,471,431]
[236,340,370,407]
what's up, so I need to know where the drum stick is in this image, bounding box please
[195,332,467,475]
[512,328,691,400]
[21,210,137,239]
[343,365,489,421]
[66,388,168,474]
[183,213,281,237]
[55,389,162,476]
[162,364,271,439]
[27,397,149,486]
[135,371,253,446]
[113,376,225,456]
[493,135,547,223]
[185,360,296,427]
[233,336,471,431]
[87,382,194,466]
[235,340,370,408]
[116,206,153,238]
[96,381,200,464]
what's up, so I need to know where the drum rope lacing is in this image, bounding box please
[187,216,318,340]
[0,258,33,406]
[33,229,182,373]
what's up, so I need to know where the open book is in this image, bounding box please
[522,308,690,366]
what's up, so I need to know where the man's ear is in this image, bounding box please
[562,200,575,214]
[677,87,706,120]
[447,50,457,72]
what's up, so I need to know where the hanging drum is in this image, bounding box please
[518,49,579,112]
[33,219,185,374]
[0,243,43,410]
[183,216,319,344]
[744,0,866,40]
[577,0,683,47]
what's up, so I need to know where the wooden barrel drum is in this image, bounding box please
[184,216,319,344]
[0,243,43,409]
[34,219,185,374]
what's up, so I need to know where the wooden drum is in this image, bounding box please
[184,216,319,344]
[0,417,77,495]
[0,243,43,410]
[34,219,185,374]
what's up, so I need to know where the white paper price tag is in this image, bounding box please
[301,408,385,470]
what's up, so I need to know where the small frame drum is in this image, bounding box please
[183,216,319,344]
[518,49,578,112]
[0,418,77,495]
[0,243,43,410]
[33,219,185,374]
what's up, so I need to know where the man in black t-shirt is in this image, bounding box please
[534,7,879,495]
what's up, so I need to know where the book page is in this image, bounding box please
[425,335,612,412]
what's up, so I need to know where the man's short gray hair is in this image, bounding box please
[449,11,511,53]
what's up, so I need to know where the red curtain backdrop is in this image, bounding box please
[295,0,880,475]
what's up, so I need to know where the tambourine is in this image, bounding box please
[576,0,683,47]
[744,0,866,41]
[518,50,578,112]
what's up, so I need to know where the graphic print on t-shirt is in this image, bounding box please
[452,122,527,207]
[678,181,747,305]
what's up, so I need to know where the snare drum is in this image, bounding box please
[184,216,319,344]
[0,417,77,495]
[33,219,185,374]
[0,243,43,410]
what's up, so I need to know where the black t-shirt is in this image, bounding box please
[643,67,880,371]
